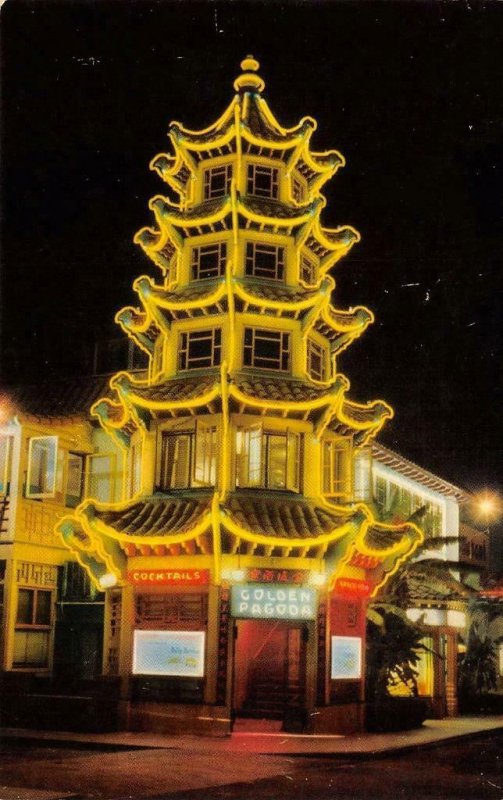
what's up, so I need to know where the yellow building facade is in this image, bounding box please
[58,58,422,735]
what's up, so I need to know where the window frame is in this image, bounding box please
[245,241,285,281]
[243,327,291,372]
[300,253,317,285]
[158,421,218,491]
[203,163,232,200]
[178,328,222,372]
[13,586,53,669]
[0,434,13,495]
[26,436,58,499]
[191,241,227,281]
[235,424,301,492]
[322,438,352,499]
[291,174,307,204]
[307,337,328,382]
[246,163,280,199]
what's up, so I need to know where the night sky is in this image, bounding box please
[2,0,503,494]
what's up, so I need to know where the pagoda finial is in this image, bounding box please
[233,55,265,94]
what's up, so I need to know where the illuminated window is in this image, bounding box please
[291,175,306,203]
[307,338,327,381]
[179,328,222,371]
[300,253,316,284]
[159,423,217,490]
[203,164,232,199]
[353,450,371,502]
[191,242,227,280]
[87,454,117,503]
[0,435,13,495]
[65,454,84,508]
[322,439,351,498]
[26,436,58,499]
[245,242,285,281]
[243,327,290,372]
[235,426,300,491]
[13,587,52,668]
[246,164,279,199]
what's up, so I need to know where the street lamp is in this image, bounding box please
[474,491,502,572]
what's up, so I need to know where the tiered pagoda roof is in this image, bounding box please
[57,57,422,595]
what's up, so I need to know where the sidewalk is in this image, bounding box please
[2,715,503,757]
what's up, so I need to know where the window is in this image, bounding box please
[291,175,306,204]
[235,425,300,491]
[307,338,327,381]
[353,450,371,502]
[245,242,285,281]
[152,339,164,378]
[191,242,227,280]
[13,587,52,668]
[179,329,222,371]
[26,436,58,499]
[322,439,351,498]
[423,501,443,537]
[65,454,84,508]
[243,328,290,372]
[375,475,387,508]
[247,164,279,199]
[203,164,232,199]
[87,454,117,503]
[300,254,316,284]
[159,422,218,490]
[129,440,142,497]
[0,435,13,495]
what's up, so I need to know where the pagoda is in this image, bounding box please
[58,57,422,735]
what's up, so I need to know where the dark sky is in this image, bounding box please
[2,0,503,493]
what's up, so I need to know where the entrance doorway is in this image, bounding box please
[233,620,307,721]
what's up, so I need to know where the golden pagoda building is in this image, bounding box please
[58,57,422,736]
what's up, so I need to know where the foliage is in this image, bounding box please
[366,605,429,701]
[458,625,498,698]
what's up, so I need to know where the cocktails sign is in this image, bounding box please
[231,584,317,620]
[127,569,209,586]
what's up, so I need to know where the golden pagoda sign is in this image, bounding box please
[57,58,422,735]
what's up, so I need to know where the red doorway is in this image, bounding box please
[233,619,307,720]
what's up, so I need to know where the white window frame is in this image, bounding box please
[243,327,291,372]
[26,436,58,499]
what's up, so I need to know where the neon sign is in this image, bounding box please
[231,584,317,620]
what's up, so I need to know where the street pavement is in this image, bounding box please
[0,716,502,800]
